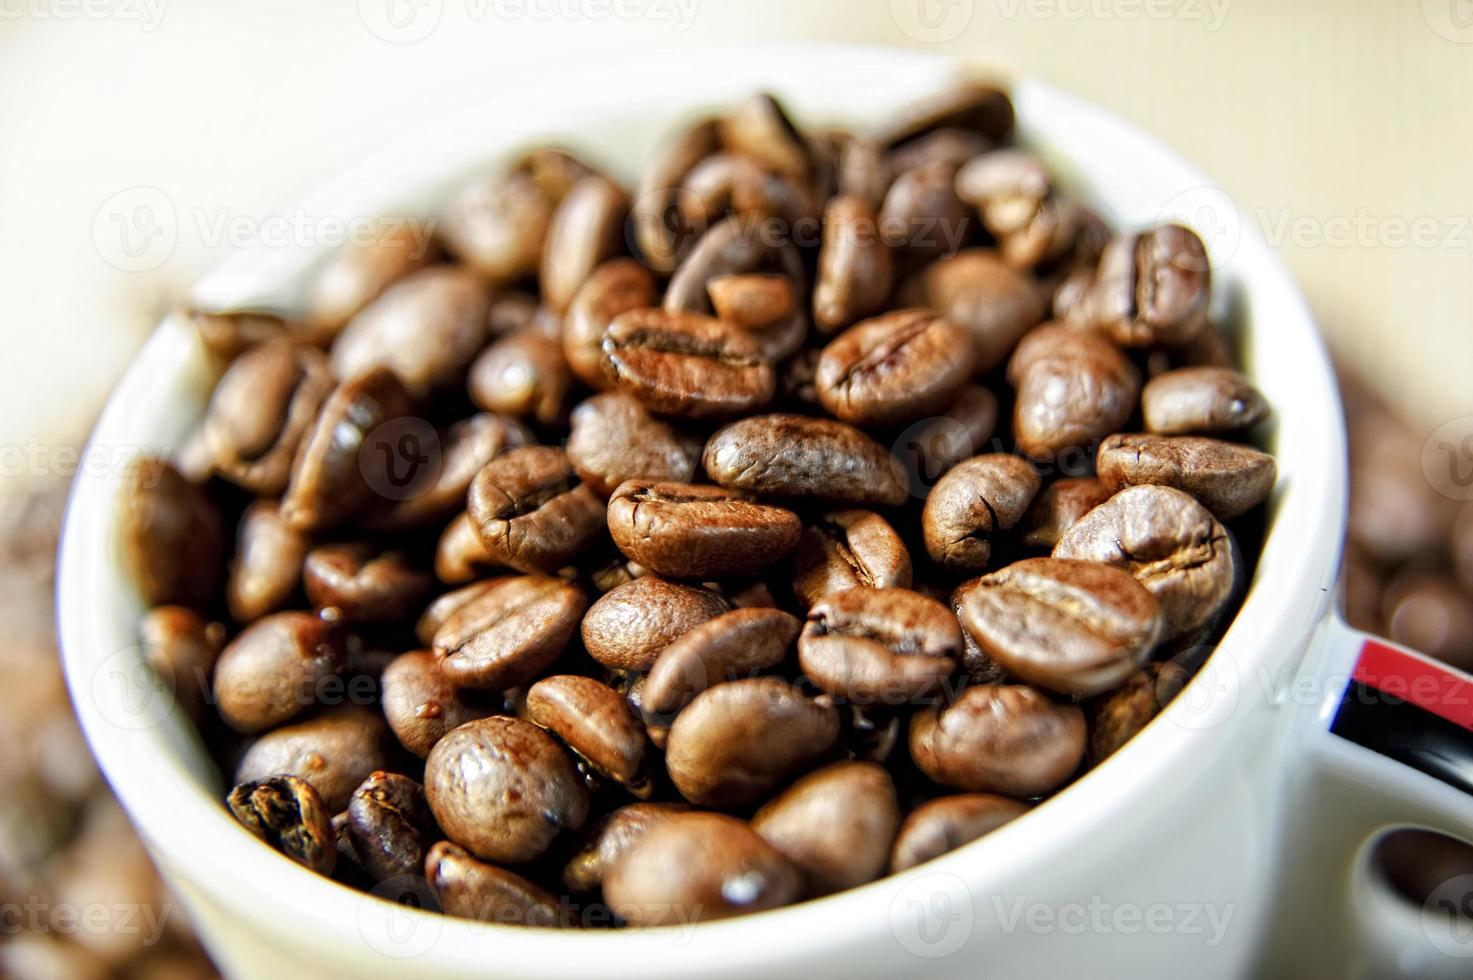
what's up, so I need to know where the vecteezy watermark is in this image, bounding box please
[0,898,173,945]
[890,0,975,43]
[1424,874,1473,958]
[1257,208,1473,254]
[0,439,156,480]
[889,871,975,958]
[996,0,1231,31]
[358,0,699,43]
[0,0,168,30]
[92,187,177,273]
[360,417,444,502]
[1422,0,1473,43]
[990,895,1236,946]
[1423,416,1473,502]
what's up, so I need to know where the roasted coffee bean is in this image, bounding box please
[751,761,899,895]
[139,606,223,723]
[431,575,587,690]
[910,685,1085,797]
[922,453,1040,571]
[1007,323,1140,460]
[606,480,801,581]
[632,117,721,272]
[227,775,335,875]
[877,163,971,256]
[888,128,991,175]
[370,413,533,532]
[1141,367,1269,435]
[188,307,334,360]
[949,578,1008,684]
[601,307,774,419]
[119,456,224,607]
[790,510,912,609]
[345,771,436,882]
[434,512,500,585]
[1021,477,1114,550]
[664,214,807,315]
[720,92,811,179]
[525,675,649,795]
[563,259,658,388]
[955,150,1086,271]
[644,607,800,714]
[1345,396,1456,564]
[590,557,650,595]
[1382,569,1473,672]
[1096,433,1277,520]
[703,414,907,506]
[875,83,1014,150]
[1088,660,1189,763]
[467,447,604,574]
[227,501,308,622]
[468,328,574,427]
[1083,224,1210,347]
[1054,485,1237,640]
[541,174,628,314]
[416,581,502,644]
[331,266,490,397]
[813,195,893,333]
[581,576,730,671]
[680,154,821,235]
[281,368,413,532]
[426,841,561,926]
[799,587,960,704]
[203,341,334,495]
[307,223,440,331]
[707,273,808,363]
[901,384,999,484]
[834,133,891,207]
[425,716,588,864]
[665,678,839,807]
[235,705,391,812]
[956,558,1163,696]
[604,812,801,925]
[380,649,496,758]
[212,612,344,734]
[567,392,701,499]
[302,545,430,624]
[889,794,1027,872]
[816,310,974,426]
[562,802,689,892]
[903,249,1044,371]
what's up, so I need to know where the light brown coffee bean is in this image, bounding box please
[563,259,658,388]
[567,392,701,499]
[601,308,774,420]
[632,117,721,273]
[1021,477,1114,550]
[814,194,893,333]
[875,83,1014,150]
[707,273,808,363]
[540,174,628,314]
[720,92,812,179]
[468,328,574,428]
[1007,323,1140,460]
[790,509,912,609]
[139,606,223,723]
[346,771,436,883]
[525,675,649,795]
[1141,367,1269,435]
[752,761,899,895]
[799,587,960,704]
[904,249,1045,371]
[235,705,391,812]
[212,612,344,734]
[909,685,1085,797]
[302,544,430,624]
[562,802,689,892]
[581,576,730,671]
[227,775,335,875]
[431,575,587,690]
[1083,224,1210,347]
[380,649,496,758]
[644,607,800,714]
[425,716,588,864]
[1088,660,1189,763]
[889,794,1027,872]
[227,501,308,622]
[1096,433,1277,520]
[369,413,533,532]
[922,453,1040,571]
[956,558,1163,697]
[467,447,605,574]
[434,512,501,585]
[606,480,802,581]
[901,384,999,483]
[665,677,839,807]
[1054,485,1237,640]
[119,456,224,607]
[703,414,907,506]
[306,223,440,332]
[816,310,975,427]
[426,841,561,926]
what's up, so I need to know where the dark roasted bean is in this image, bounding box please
[227,775,336,875]
[563,259,658,388]
[1141,367,1270,435]
[644,608,800,714]
[139,606,224,723]
[606,480,801,580]
[525,675,649,795]
[1088,660,1189,763]
[1082,224,1210,347]
[889,794,1027,872]
[601,307,774,419]
[752,761,899,895]
[799,587,960,705]
[540,174,628,314]
[468,329,574,427]
[427,841,561,926]
[227,501,308,622]
[562,802,689,893]
[119,456,224,607]
[703,414,907,506]
[904,249,1044,371]
[1096,433,1277,520]
[1007,323,1139,460]
[467,447,604,574]
[567,392,701,499]
[909,684,1085,797]
[235,705,391,812]
[1021,477,1114,550]
[790,510,912,609]
[346,772,436,882]
[814,194,893,334]
[431,575,587,690]
[922,453,1040,571]
[581,576,730,672]
[380,649,496,759]
[212,612,344,734]
[816,310,974,426]
[303,544,430,624]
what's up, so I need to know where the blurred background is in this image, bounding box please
[1,0,1470,976]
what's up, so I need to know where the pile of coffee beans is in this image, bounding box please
[122,84,1280,928]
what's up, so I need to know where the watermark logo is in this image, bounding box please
[1423,874,1473,958]
[358,0,443,43]
[0,0,169,30]
[1422,416,1473,501]
[1163,647,1238,732]
[990,895,1235,945]
[889,871,974,958]
[360,417,442,501]
[91,645,176,732]
[358,876,443,958]
[92,186,176,273]
[891,0,975,43]
[1157,185,1242,272]
[1423,0,1473,43]
[996,0,1230,30]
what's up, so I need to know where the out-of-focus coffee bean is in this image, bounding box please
[902,249,1044,372]
[346,771,436,883]
[910,685,1085,797]
[1082,224,1210,347]
[707,272,808,363]
[663,214,807,316]
[720,92,812,179]
[799,587,960,704]
[888,128,991,175]
[526,675,649,795]
[307,223,441,332]
[679,154,821,238]
[467,447,604,573]
[381,649,496,759]
[370,413,534,532]
[563,259,658,388]
[901,384,1000,484]
[1341,543,1386,635]
[540,174,628,314]
[434,511,501,585]
[816,310,974,427]
[632,118,721,273]
[303,544,430,624]
[426,841,562,926]
[431,575,587,690]
[1141,367,1269,435]
[790,509,912,609]
[235,705,392,812]
[468,328,574,427]
[752,761,899,895]
[831,133,891,207]
[1088,660,1190,763]
[227,501,309,622]
[1346,401,1457,564]
[187,307,334,361]
[1021,477,1113,550]
[601,307,775,420]
[878,163,971,256]
[922,453,1040,571]
[212,612,344,734]
[703,414,908,506]
[139,606,223,723]
[567,392,701,499]
[606,480,802,581]
[226,774,336,875]
[955,150,1081,270]
[644,607,800,714]
[562,802,689,892]
[1007,323,1140,460]
[889,794,1027,872]
[581,575,730,672]
[813,194,893,334]
[119,456,224,607]
[874,84,1014,151]
[1382,569,1473,672]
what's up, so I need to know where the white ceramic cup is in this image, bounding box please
[58,45,1473,980]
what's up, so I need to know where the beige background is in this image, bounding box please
[1,0,1469,460]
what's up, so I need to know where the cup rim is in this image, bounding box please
[58,42,1346,972]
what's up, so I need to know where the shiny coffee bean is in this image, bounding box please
[425,716,588,864]
[227,775,335,875]
[119,456,224,607]
[306,223,440,332]
[909,685,1085,797]
[431,575,587,690]
[1141,367,1269,435]
[1021,477,1114,550]
[601,308,774,420]
[1083,224,1210,347]
[139,606,223,723]
[427,841,561,926]
[434,511,500,585]
[680,154,820,238]
[581,576,730,672]
[212,612,344,734]
[540,174,628,314]
[302,544,430,624]
[790,509,912,609]
[816,310,975,427]
[703,414,907,506]
[663,215,806,318]
[1088,660,1189,763]
[901,384,1000,483]
[227,501,309,622]
[889,794,1027,872]
[799,587,960,704]
[922,453,1040,571]
[956,558,1163,697]
[345,771,436,883]
[604,812,801,926]
[606,480,801,581]
[567,392,701,499]
[1007,323,1140,460]
[814,194,893,333]
[525,675,649,795]
[235,705,391,812]
[380,649,496,758]
[563,259,658,388]
[707,273,808,363]
[904,249,1044,371]
[1096,433,1277,520]
[467,447,604,574]
[562,802,689,893]
[874,83,1014,150]
[665,678,839,807]
[752,761,899,895]
[468,328,574,428]
[370,413,533,532]
[644,607,800,715]
[416,580,501,645]
[1054,485,1237,640]
[632,117,721,273]
[877,162,971,256]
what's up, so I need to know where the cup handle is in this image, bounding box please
[1265,614,1473,977]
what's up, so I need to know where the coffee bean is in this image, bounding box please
[1096,433,1277,520]
[468,328,574,428]
[302,544,430,624]
[1021,477,1114,550]
[1088,660,1189,764]
[878,163,971,256]
[720,92,812,180]
[790,509,912,609]
[426,841,561,926]
[541,175,628,314]
[235,705,391,812]
[567,392,701,499]
[799,587,960,705]
[903,249,1044,371]
[707,273,808,363]
[816,310,975,426]
[889,794,1027,872]
[1007,323,1139,460]
[188,307,330,360]
[814,195,893,334]
[900,384,999,483]
[949,579,1008,685]
[665,678,839,807]
[922,453,1040,571]
[369,413,533,532]
[752,761,899,895]
[644,607,800,715]
[703,414,907,506]
[525,675,650,795]
[909,685,1085,797]
[380,649,496,759]
[1053,484,1237,640]
[601,307,775,419]
[345,772,436,883]
[955,150,1081,270]
[139,606,223,723]
[212,612,344,734]
[1083,224,1210,347]
[426,716,588,864]
[663,215,806,318]
[834,133,891,207]
[581,576,730,672]
[467,447,605,574]
[431,575,587,690]
[434,512,501,585]
[1141,367,1269,435]
[222,502,304,622]
[632,118,721,273]
[875,84,1014,150]
[888,128,990,175]
[606,480,801,580]
[119,456,224,607]
[227,775,335,875]
[562,802,689,893]
[307,224,440,332]
[680,154,821,239]
[565,261,658,391]
[955,557,1163,696]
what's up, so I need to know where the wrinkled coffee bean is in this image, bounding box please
[1141,367,1269,435]
[922,453,1040,571]
[1088,660,1189,763]
[346,771,436,883]
[800,587,960,704]
[431,575,587,690]
[525,675,650,795]
[703,414,907,506]
[581,576,730,671]
[644,607,800,714]
[212,612,344,734]
[814,195,893,333]
[889,794,1027,872]
[467,447,604,573]
[1082,224,1210,347]
[1007,323,1139,460]
[606,480,801,580]
[816,310,974,427]
[790,509,912,608]
[303,545,430,624]
[1021,477,1114,550]
[235,705,391,812]
[468,329,574,428]
[227,775,335,875]
[562,802,689,893]
[139,606,223,722]
[541,174,628,314]
[119,457,224,607]
[427,841,561,926]
[1096,433,1277,520]
[228,501,310,622]
[380,649,496,758]
[601,308,774,420]
[904,249,1044,371]
[567,392,701,498]
[752,761,899,895]
[910,685,1085,797]
[563,259,658,388]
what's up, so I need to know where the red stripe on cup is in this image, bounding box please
[1352,640,1473,733]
